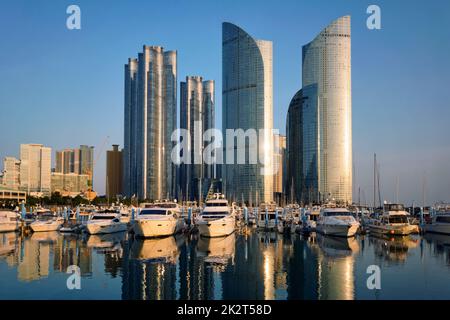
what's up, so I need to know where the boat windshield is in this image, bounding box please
[323,211,353,217]
[37,214,55,221]
[139,209,169,215]
[205,202,228,207]
[389,215,408,224]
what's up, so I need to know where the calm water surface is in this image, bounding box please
[0,229,449,300]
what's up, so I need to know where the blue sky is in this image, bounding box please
[0,0,449,204]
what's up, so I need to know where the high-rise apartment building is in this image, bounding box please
[287,16,352,204]
[123,46,177,200]
[106,144,123,199]
[222,22,274,204]
[1,157,21,190]
[273,134,286,203]
[19,144,51,195]
[179,76,215,202]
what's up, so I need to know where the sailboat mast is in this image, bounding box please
[373,153,376,209]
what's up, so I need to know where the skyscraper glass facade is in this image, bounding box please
[124,46,177,200]
[179,76,215,202]
[302,16,352,203]
[222,22,274,203]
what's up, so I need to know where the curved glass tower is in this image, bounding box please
[302,16,352,204]
[222,22,274,203]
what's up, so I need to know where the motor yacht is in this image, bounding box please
[133,200,185,238]
[30,211,64,232]
[368,203,416,236]
[196,193,235,237]
[0,210,20,232]
[85,209,128,235]
[257,202,278,230]
[316,207,360,237]
[424,203,450,235]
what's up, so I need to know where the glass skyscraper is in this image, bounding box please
[123,46,177,200]
[179,76,215,202]
[222,22,274,204]
[299,15,352,204]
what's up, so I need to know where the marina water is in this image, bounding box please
[0,230,449,300]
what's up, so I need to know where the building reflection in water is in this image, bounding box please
[122,235,182,300]
[3,228,449,300]
[306,234,358,300]
[0,231,126,283]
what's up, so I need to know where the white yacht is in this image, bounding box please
[196,193,235,237]
[316,207,360,237]
[368,203,416,236]
[257,202,278,230]
[0,210,20,232]
[424,203,450,235]
[85,209,128,235]
[30,211,64,232]
[133,201,185,238]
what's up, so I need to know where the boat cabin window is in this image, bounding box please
[203,211,229,216]
[388,215,408,224]
[206,202,228,207]
[260,213,276,219]
[139,209,169,215]
[322,211,353,217]
[155,203,177,208]
[91,215,116,220]
[385,204,405,211]
[436,216,450,223]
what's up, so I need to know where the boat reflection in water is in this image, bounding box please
[85,231,127,253]
[129,235,181,264]
[0,232,18,257]
[1,228,450,299]
[423,233,450,265]
[308,233,358,300]
[370,234,419,263]
[197,233,235,268]
[196,233,236,299]
[123,235,184,300]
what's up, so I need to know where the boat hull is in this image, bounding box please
[0,223,19,232]
[316,223,359,237]
[86,222,128,235]
[30,221,62,232]
[197,217,235,238]
[133,218,180,238]
[424,223,450,235]
[368,224,415,236]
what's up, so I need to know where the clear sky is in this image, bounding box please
[0,0,449,205]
